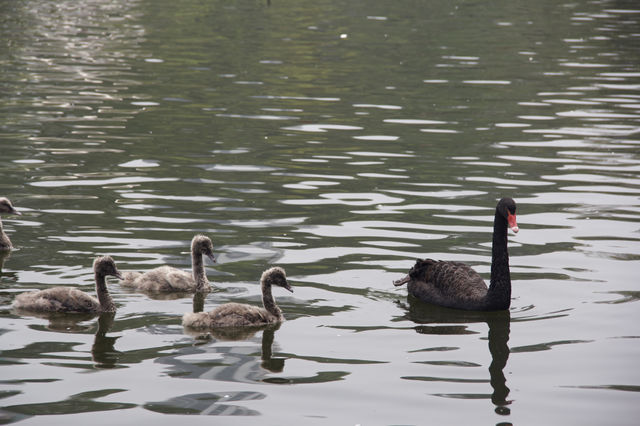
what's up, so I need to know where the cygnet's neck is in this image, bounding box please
[261,279,282,318]
[0,218,11,249]
[191,248,209,291]
[95,271,116,312]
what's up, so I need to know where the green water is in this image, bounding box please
[1,0,639,424]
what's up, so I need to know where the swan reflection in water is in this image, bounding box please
[0,250,10,274]
[146,323,283,415]
[1,311,130,422]
[145,294,283,416]
[91,312,122,368]
[397,296,512,416]
[147,340,276,416]
[151,292,347,417]
[7,310,122,369]
[181,292,287,373]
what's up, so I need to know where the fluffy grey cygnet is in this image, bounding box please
[0,197,21,250]
[183,266,293,329]
[12,256,122,313]
[394,197,519,311]
[120,235,216,293]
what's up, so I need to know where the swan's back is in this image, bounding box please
[13,287,101,313]
[400,259,489,309]
[183,303,278,329]
[121,266,195,292]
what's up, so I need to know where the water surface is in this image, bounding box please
[1,0,639,424]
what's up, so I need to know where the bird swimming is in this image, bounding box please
[12,256,122,313]
[183,266,293,330]
[0,197,21,250]
[120,234,216,293]
[394,197,519,311]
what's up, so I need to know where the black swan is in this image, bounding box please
[394,197,519,311]
[0,197,21,250]
[183,266,293,329]
[12,256,122,313]
[120,234,216,292]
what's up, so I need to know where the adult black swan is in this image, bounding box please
[394,197,519,311]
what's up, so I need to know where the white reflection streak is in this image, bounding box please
[30,176,177,187]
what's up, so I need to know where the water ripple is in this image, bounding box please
[1,0,639,424]
[30,176,177,187]
[282,124,363,132]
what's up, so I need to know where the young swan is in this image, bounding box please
[120,235,216,293]
[183,267,293,330]
[12,256,122,313]
[0,197,21,250]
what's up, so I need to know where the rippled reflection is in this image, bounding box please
[91,313,122,369]
[398,297,512,416]
[144,391,263,416]
[162,325,291,383]
[2,389,135,418]
[0,251,10,274]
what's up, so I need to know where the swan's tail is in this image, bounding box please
[394,258,439,286]
[393,275,410,286]
[119,271,141,285]
[182,312,210,329]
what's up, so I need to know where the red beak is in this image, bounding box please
[507,212,519,233]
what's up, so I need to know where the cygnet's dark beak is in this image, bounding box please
[207,252,217,263]
[113,270,124,280]
[283,281,294,293]
[10,208,21,216]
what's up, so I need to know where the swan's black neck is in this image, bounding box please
[261,280,282,318]
[191,249,208,291]
[95,272,116,312]
[487,210,511,310]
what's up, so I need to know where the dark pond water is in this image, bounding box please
[1,0,639,424]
